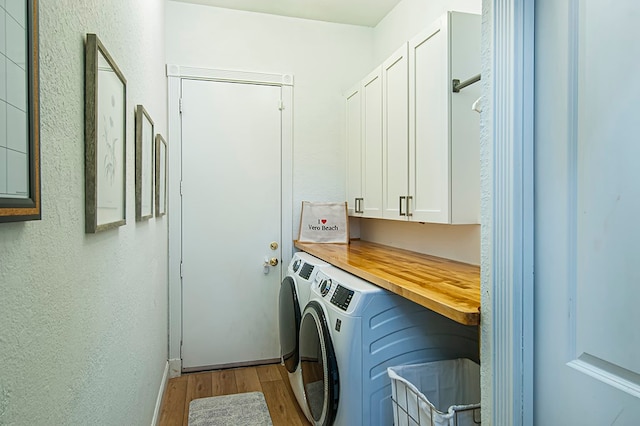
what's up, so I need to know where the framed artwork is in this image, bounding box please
[84,33,127,233]
[155,134,167,217]
[0,0,41,223]
[135,105,154,221]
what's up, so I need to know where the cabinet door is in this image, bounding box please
[345,85,362,216]
[382,44,409,220]
[361,67,383,218]
[408,17,450,223]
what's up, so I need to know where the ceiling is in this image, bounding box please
[171,0,403,27]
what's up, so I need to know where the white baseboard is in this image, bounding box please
[168,358,181,378]
[151,361,170,426]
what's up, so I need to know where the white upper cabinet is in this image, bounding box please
[345,84,362,216]
[408,12,481,224]
[345,66,383,218]
[346,11,480,224]
[382,44,409,220]
[360,67,384,218]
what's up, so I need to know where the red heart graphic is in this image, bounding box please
[321,219,327,224]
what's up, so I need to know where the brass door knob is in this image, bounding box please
[269,257,279,267]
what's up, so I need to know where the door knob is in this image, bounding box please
[263,256,279,274]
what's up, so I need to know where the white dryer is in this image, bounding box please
[278,251,328,422]
[299,266,479,426]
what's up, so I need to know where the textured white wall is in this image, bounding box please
[0,1,168,424]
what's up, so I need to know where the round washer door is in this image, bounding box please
[300,301,339,426]
[279,276,301,373]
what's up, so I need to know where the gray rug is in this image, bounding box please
[188,392,273,426]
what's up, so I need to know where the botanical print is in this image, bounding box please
[102,95,118,187]
[155,135,167,217]
[95,50,124,225]
[141,115,153,216]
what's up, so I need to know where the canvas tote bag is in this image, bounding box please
[297,201,349,244]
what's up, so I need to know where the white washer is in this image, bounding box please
[278,251,328,422]
[299,266,479,426]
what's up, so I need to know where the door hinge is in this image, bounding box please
[180,180,183,196]
[278,100,284,111]
[180,261,183,279]
[180,340,183,359]
[179,98,183,114]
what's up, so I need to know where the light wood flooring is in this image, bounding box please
[158,363,311,426]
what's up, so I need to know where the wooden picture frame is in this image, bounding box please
[0,0,41,223]
[135,105,154,221]
[84,33,127,233]
[155,134,167,217]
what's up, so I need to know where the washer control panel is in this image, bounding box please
[330,285,354,311]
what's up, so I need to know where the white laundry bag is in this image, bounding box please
[297,201,349,244]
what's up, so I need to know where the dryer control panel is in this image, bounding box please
[299,263,315,280]
[331,285,354,311]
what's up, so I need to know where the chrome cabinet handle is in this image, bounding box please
[406,196,413,217]
[399,196,406,216]
[355,197,364,214]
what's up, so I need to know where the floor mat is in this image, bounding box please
[188,391,273,426]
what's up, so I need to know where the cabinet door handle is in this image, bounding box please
[406,196,413,217]
[399,196,406,216]
[355,197,364,214]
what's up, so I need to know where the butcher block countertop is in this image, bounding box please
[294,240,481,326]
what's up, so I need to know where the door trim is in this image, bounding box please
[166,65,294,369]
[490,1,534,425]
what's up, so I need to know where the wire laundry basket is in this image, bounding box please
[388,358,481,426]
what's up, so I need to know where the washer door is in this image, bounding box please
[300,301,339,426]
[279,276,301,373]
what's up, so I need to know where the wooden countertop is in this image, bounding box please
[294,240,481,326]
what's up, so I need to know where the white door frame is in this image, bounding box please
[165,65,294,374]
[489,0,534,424]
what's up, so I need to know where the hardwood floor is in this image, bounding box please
[158,363,311,426]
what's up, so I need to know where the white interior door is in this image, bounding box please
[535,0,640,422]
[181,78,283,371]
